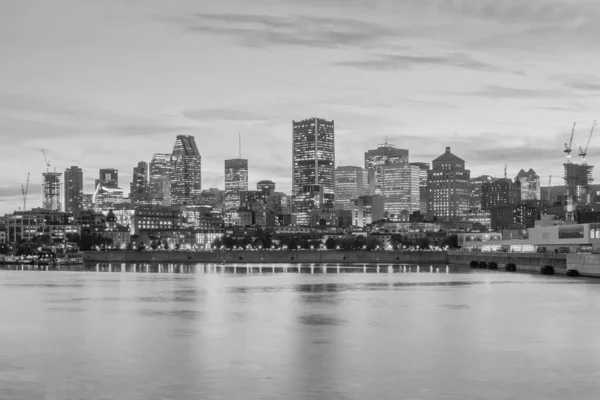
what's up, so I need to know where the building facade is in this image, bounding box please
[292,118,335,211]
[428,147,470,220]
[224,158,248,210]
[470,175,495,211]
[97,168,118,188]
[409,162,430,214]
[353,195,384,227]
[130,161,149,197]
[516,169,541,201]
[334,166,368,211]
[365,142,409,195]
[257,180,276,195]
[481,178,521,211]
[381,163,420,216]
[64,166,83,213]
[42,172,61,211]
[170,135,202,205]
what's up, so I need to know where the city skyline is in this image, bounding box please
[2,0,600,215]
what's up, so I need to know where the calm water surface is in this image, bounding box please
[1,265,600,399]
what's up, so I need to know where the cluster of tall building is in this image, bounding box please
[33,117,596,232]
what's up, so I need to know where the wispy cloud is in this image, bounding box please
[335,53,515,74]
[168,12,405,50]
[183,108,269,123]
[469,85,569,99]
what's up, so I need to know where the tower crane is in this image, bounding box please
[564,122,576,163]
[578,120,596,165]
[41,148,51,172]
[21,173,30,211]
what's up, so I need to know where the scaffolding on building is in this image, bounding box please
[564,163,594,205]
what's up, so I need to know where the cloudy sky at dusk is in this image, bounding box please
[1,0,600,214]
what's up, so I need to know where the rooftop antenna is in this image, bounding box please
[239,133,241,159]
[504,164,507,179]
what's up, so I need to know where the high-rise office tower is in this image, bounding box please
[381,163,420,215]
[334,166,368,210]
[365,142,409,195]
[292,118,335,211]
[97,168,118,188]
[409,162,430,214]
[224,158,248,210]
[257,180,276,195]
[481,179,521,210]
[428,147,471,220]
[64,166,83,213]
[150,154,171,185]
[470,175,496,211]
[516,169,541,201]
[170,135,202,205]
[42,172,61,211]
[130,161,149,196]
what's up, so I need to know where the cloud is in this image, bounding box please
[469,85,568,99]
[182,108,269,123]
[335,53,513,73]
[167,12,405,50]
[562,79,600,93]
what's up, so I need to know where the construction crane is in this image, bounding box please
[547,175,551,204]
[578,120,596,165]
[20,173,30,211]
[564,122,576,163]
[41,148,51,171]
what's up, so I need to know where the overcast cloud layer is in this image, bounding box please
[1,0,599,214]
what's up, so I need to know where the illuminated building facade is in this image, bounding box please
[481,178,521,211]
[470,175,495,211]
[365,142,409,195]
[97,168,118,188]
[224,158,248,210]
[428,147,470,220]
[42,172,61,211]
[381,163,420,216]
[93,184,124,212]
[64,166,83,213]
[292,118,335,211]
[334,166,368,210]
[564,163,593,205]
[409,162,430,214]
[130,161,149,197]
[170,135,202,205]
[516,169,541,201]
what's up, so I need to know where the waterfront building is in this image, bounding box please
[470,175,496,211]
[224,158,248,210]
[381,163,420,216]
[365,142,409,195]
[4,209,79,243]
[170,135,202,205]
[64,166,83,213]
[292,118,335,211]
[42,172,61,211]
[465,209,491,230]
[427,147,470,220]
[130,161,149,197]
[257,180,276,195]
[409,162,430,214]
[517,169,541,201]
[353,195,384,228]
[481,178,521,211]
[334,166,368,211]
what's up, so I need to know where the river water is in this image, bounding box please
[1,265,600,399]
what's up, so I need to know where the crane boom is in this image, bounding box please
[578,120,596,164]
[41,148,50,168]
[21,172,30,210]
[564,122,576,162]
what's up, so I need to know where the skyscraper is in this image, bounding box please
[97,168,118,188]
[470,175,496,210]
[381,163,420,216]
[257,180,276,195]
[292,118,335,211]
[334,166,368,211]
[516,169,541,201]
[130,161,149,196]
[365,142,409,195]
[428,147,471,220]
[42,172,61,211]
[224,158,248,210]
[170,135,202,205]
[481,178,521,210]
[409,162,430,214]
[150,154,171,185]
[64,166,83,213]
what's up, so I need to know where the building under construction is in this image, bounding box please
[564,163,594,205]
[42,172,61,211]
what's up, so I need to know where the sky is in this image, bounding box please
[1,0,600,215]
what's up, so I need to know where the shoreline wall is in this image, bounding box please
[83,250,449,265]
